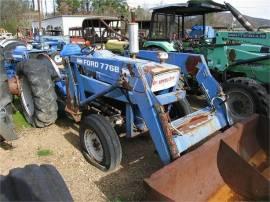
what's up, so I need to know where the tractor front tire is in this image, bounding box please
[17,59,58,127]
[80,114,122,172]
[169,98,192,121]
[223,77,269,122]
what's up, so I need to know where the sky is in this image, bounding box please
[41,0,270,20]
[127,0,270,20]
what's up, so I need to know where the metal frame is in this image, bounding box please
[60,46,231,164]
[4,42,232,165]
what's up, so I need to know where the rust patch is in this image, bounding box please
[65,78,81,122]
[217,115,270,200]
[65,105,81,122]
[144,115,265,202]
[8,76,20,96]
[144,64,177,75]
[158,106,179,160]
[127,64,135,77]
[121,79,132,91]
[185,55,201,76]
[176,113,210,134]
[228,49,236,62]
[208,184,242,202]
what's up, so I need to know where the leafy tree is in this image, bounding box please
[56,0,82,14]
[134,6,151,20]
[0,0,31,33]
[90,0,128,17]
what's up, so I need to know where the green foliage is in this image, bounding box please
[134,6,151,20]
[37,149,53,157]
[12,111,31,129]
[12,97,31,129]
[57,0,82,14]
[0,0,31,33]
[91,0,129,16]
[112,197,124,202]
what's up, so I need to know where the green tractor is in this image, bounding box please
[141,0,270,121]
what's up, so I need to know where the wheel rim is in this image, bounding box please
[53,54,62,64]
[20,77,35,118]
[227,90,255,118]
[84,129,104,162]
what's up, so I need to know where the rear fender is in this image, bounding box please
[36,53,61,79]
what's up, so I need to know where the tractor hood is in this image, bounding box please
[92,50,181,92]
[67,48,181,93]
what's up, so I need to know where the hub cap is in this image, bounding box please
[84,129,104,162]
[227,91,255,118]
[53,54,63,64]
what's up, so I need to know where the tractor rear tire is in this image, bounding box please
[80,114,122,172]
[223,77,269,122]
[17,59,58,127]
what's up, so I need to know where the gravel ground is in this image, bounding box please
[0,116,163,201]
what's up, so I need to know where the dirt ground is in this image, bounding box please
[0,116,163,201]
[0,95,208,201]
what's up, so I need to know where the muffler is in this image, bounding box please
[144,114,269,201]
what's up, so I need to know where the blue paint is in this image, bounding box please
[4,43,232,165]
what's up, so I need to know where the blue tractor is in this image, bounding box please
[1,26,268,201]
[30,35,69,65]
[2,35,232,166]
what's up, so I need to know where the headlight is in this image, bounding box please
[43,44,50,50]
[157,52,168,63]
[26,44,33,50]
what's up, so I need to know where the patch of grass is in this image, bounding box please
[12,97,31,129]
[112,197,123,202]
[12,111,31,129]
[37,149,53,157]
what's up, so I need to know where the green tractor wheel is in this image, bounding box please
[223,77,269,122]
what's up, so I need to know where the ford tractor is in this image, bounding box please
[2,23,269,201]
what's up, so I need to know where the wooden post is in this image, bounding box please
[37,0,41,35]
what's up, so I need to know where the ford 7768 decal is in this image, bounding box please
[77,58,120,73]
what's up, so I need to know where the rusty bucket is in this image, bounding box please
[144,114,270,201]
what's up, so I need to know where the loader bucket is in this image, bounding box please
[144,114,270,201]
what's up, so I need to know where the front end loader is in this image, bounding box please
[3,23,269,201]
[145,114,269,201]
[58,42,269,200]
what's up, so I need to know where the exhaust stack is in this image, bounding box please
[128,23,139,55]
[128,11,139,56]
[225,2,255,31]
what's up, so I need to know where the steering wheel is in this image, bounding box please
[81,45,96,55]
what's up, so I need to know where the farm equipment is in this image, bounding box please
[2,22,269,201]
[30,35,68,65]
[0,39,59,127]
[0,48,17,141]
[81,16,128,54]
[69,27,85,45]
[142,0,270,122]
[0,28,14,41]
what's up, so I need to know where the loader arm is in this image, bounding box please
[61,46,232,164]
